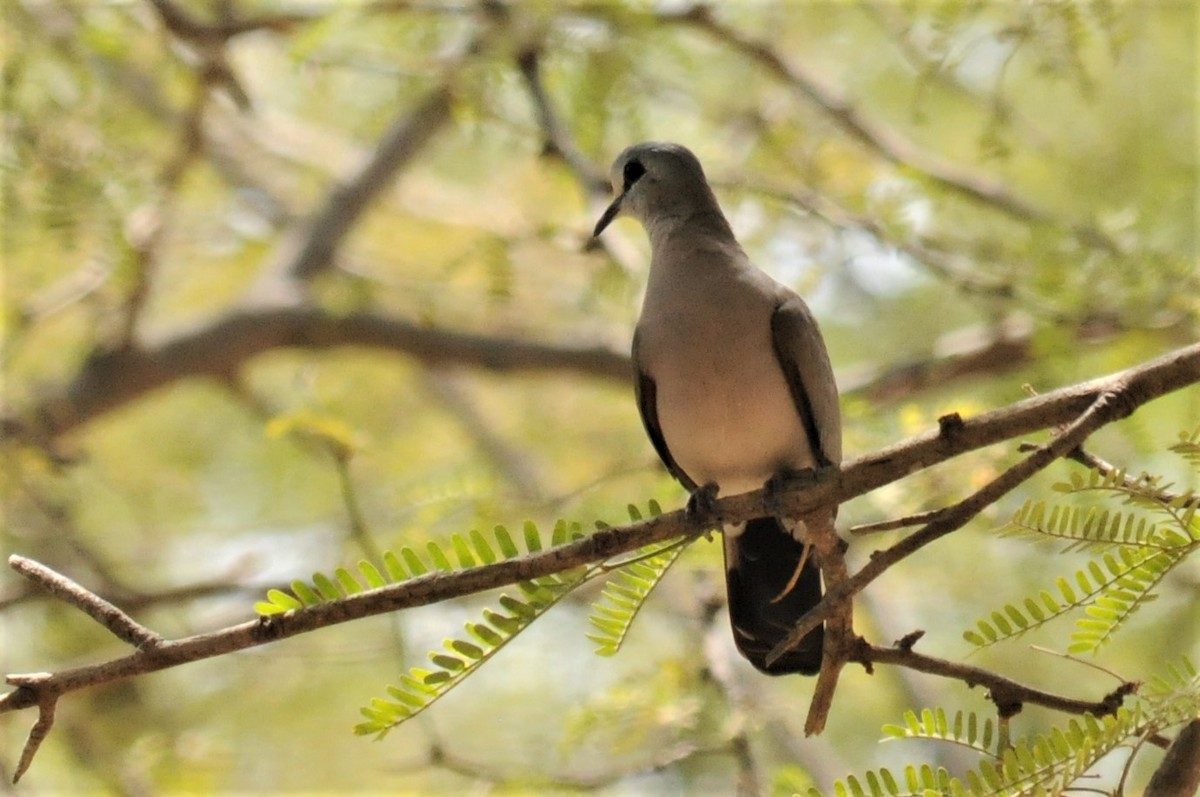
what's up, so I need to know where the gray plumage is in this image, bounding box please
[593,142,841,674]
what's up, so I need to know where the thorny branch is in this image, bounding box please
[3,342,1198,781]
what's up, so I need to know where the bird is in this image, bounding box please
[592,142,842,675]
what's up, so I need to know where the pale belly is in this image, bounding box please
[652,347,815,496]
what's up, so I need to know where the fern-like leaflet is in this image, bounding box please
[587,501,693,657]
[353,520,590,737]
[964,444,1200,654]
[1140,654,1200,728]
[814,707,1140,796]
[1170,425,1200,472]
[815,657,1199,797]
[357,567,587,738]
[883,708,996,756]
[257,503,689,738]
[255,520,586,737]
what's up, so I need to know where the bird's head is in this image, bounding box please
[592,142,719,238]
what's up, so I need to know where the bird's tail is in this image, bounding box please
[723,516,824,675]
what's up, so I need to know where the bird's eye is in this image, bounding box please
[622,160,646,191]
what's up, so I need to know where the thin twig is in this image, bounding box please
[805,511,854,735]
[0,343,1197,779]
[1064,445,1197,507]
[858,640,1135,717]
[247,6,510,300]
[667,5,1123,256]
[10,683,56,784]
[766,347,1197,664]
[515,46,608,195]
[424,369,545,502]
[332,453,384,564]
[8,556,162,650]
[118,77,209,347]
[849,509,944,536]
[1028,645,1128,683]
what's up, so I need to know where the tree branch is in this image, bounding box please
[5,307,630,441]
[8,557,161,650]
[3,343,1196,772]
[765,343,1200,663]
[8,297,1159,449]
[247,7,511,301]
[274,85,455,286]
[515,46,608,195]
[837,316,1034,401]
[1145,719,1200,797]
[858,638,1136,717]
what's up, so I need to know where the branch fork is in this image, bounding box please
[2,343,1197,782]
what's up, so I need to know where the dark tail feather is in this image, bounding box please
[723,516,824,675]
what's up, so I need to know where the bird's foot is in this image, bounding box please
[763,468,840,516]
[763,466,818,516]
[685,482,722,531]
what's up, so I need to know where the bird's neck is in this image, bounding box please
[644,207,735,251]
[644,221,749,307]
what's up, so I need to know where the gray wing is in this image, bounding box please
[769,296,842,467]
[632,329,699,492]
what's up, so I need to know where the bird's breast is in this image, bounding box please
[637,290,815,495]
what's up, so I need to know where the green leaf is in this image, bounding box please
[494,526,519,559]
[549,520,573,544]
[467,622,503,647]
[290,580,322,607]
[429,653,465,672]
[401,547,427,577]
[312,571,342,601]
[500,594,538,618]
[449,639,484,660]
[426,542,453,572]
[469,529,497,564]
[483,609,519,634]
[587,538,689,656]
[354,537,593,738]
[358,560,386,589]
[386,685,427,709]
[524,520,543,552]
[334,566,363,595]
[450,533,476,568]
[382,550,408,582]
[266,588,303,611]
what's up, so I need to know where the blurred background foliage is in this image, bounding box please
[1,0,1197,793]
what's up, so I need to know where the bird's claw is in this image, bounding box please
[763,467,817,515]
[686,482,722,529]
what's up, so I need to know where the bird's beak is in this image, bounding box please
[592,193,624,238]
